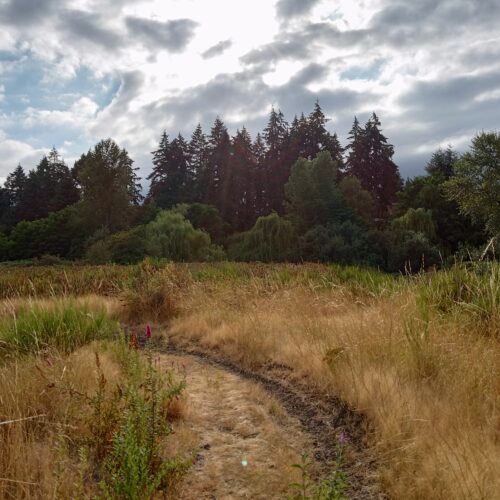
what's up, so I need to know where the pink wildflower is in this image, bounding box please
[146,323,152,339]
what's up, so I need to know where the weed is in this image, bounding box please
[288,446,348,500]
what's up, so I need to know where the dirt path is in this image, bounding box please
[153,340,384,500]
[159,353,318,499]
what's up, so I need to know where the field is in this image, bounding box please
[0,261,498,499]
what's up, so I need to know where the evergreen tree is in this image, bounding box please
[148,131,170,204]
[425,146,459,180]
[3,164,28,224]
[345,114,401,217]
[74,139,142,232]
[226,127,257,231]
[263,107,289,213]
[206,117,231,212]
[252,132,268,217]
[288,113,308,162]
[189,124,208,202]
[169,133,192,204]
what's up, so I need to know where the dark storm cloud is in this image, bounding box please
[241,23,369,66]
[275,0,321,19]
[201,39,232,59]
[125,17,198,52]
[400,71,500,118]
[0,0,58,25]
[369,0,500,46]
[59,9,122,50]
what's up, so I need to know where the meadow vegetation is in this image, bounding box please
[0,260,498,499]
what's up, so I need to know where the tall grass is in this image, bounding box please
[0,299,120,360]
[166,262,500,499]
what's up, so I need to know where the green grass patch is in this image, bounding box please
[0,300,120,359]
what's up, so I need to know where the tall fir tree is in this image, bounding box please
[345,114,401,217]
[148,131,170,204]
[263,107,289,213]
[189,124,209,203]
[226,127,257,231]
[2,164,28,226]
[4,149,79,226]
[147,132,192,208]
[252,132,268,217]
[206,117,231,213]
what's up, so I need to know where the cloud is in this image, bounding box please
[275,0,321,20]
[0,0,58,26]
[0,138,46,177]
[125,17,198,52]
[59,9,122,51]
[0,0,499,182]
[201,39,232,59]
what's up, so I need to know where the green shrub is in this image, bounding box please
[145,210,221,262]
[228,212,297,262]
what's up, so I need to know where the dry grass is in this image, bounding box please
[1,262,498,499]
[0,344,122,498]
[167,272,500,500]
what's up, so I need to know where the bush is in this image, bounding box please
[228,212,297,262]
[86,227,148,264]
[145,210,220,261]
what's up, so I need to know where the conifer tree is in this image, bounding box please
[263,107,289,213]
[148,131,170,205]
[206,117,231,212]
[189,124,208,202]
[148,132,192,207]
[345,114,401,217]
[252,132,268,217]
[225,127,257,230]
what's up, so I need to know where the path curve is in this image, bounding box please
[153,338,385,500]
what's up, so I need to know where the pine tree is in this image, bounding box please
[147,132,192,208]
[363,113,402,216]
[345,114,401,217]
[288,113,308,162]
[148,131,170,205]
[226,127,257,230]
[189,124,209,203]
[206,117,231,212]
[252,132,268,217]
[2,164,28,226]
[263,107,289,213]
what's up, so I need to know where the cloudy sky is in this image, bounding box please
[0,0,499,184]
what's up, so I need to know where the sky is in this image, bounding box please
[0,0,499,186]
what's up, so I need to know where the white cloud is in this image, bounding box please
[0,0,498,179]
[0,139,47,177]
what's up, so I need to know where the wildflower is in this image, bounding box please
[146,323,152,339]
[338,430,348,444]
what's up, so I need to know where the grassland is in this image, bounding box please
[0,260,498,499]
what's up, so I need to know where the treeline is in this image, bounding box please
[0,102,497,271]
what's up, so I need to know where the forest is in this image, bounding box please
[0,102,498,271]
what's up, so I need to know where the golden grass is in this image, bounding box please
[168,278,500,500]
[0,344,122,498]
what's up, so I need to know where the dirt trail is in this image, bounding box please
[159,353,317,499]
[153,339,384,500]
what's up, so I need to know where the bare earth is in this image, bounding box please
[159,353,317,499]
